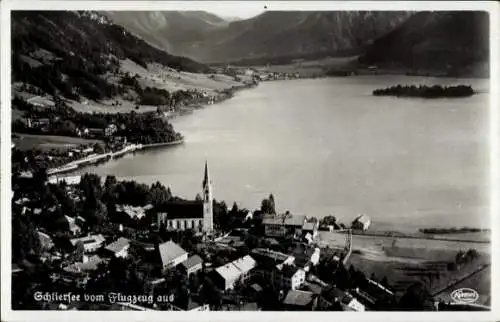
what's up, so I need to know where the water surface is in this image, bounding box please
[79,76,490,232]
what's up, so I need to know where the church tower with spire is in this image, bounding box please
[202,160,214,234]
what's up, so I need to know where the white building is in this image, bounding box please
[214,255,256,290]
[104,237,130,258]
[262,214,307,238]
[116,204,149,220]
[70,234,105,253]
[180,255,203,276]
[352,214,371,231]
[65,215,81,236]
[158,241,188,270]
[155,161,214,235]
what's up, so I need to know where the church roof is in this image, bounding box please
[152,200,204,219]
[202,160,210,187]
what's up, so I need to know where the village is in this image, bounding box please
[12,156,488,312]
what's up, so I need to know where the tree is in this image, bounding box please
[195,193,203,202]
[70,240,85,262]
[231,202,239,213]
[12,216,42,263]
[399,282,434,311]
[260,194,276,214]
[104,175,117,189]
[381,276,390,288]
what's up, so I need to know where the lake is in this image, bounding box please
[78,76,490,233]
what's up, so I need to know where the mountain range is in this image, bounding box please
[104,10,489,76]
[104,11,413,63]
[358,11,490,76]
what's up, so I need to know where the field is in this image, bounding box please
[319,231,490,298]
[12,133,103,152]
[121,59,246,93]
[433,266,491,306]
[251,56,357,77]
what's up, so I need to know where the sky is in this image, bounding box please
[206,6,265,20]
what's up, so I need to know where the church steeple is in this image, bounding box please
[202,159,210,188]
[202,160,213,234]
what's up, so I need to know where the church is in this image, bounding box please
[153,161,214,234]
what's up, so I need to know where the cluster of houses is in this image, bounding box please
[76,123,118,139]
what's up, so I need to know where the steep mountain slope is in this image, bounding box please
[104,11,229,55]
[358,11,490,75]
[12,11,210,101]
[105,11,412,63]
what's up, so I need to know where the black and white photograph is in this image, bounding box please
[1,0,498,319]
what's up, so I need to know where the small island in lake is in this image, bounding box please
[373,84,474,98]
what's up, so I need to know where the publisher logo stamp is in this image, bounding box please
[450,288,479,304]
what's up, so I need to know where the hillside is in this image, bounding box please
[104,11,412,63]
[12,11,211,102]
[104,11,229,55]
[357,11,490,76]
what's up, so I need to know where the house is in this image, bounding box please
[81,147,94,155]
[302,221,319,241]
[87,128,105,137]
[262,214,307,238]
[320,286,365,311]
[279,265,306,290]
[251,248,295,268]
[116,205,147,220]
[158,241,188,270]
[70,234,105,253]
[282,290,318,311]
[38,231,54,251]
[63,255,104,274]
[105,124,118,136]
[180,255,203,276]
[352,214,371,231]
[76,215,86,227]
[65,215,81,236]
[104,237,130,258]
[249,283,264,298]
[27,117,50,129]
[213,255,256,290]
[50,271,89,288]
[251,248,306,291]
[290,245,320,272]
[14,197,30,206]
[144,277,167,296]
[27,96,55,108]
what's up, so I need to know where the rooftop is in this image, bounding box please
[251,248,290,263]
[302,221,317,231]
[116,205,147,219]
[215,255,256,281]
[282,290,316,307]
[158,241,187,267]
[153,201,204,219]
[181,255,203,270]
[70,234,105,246]
[281,265,302,278]
[105,237,130,254]
[64,255,103,273]
[262,214,306,227]
[353,214,370,224]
